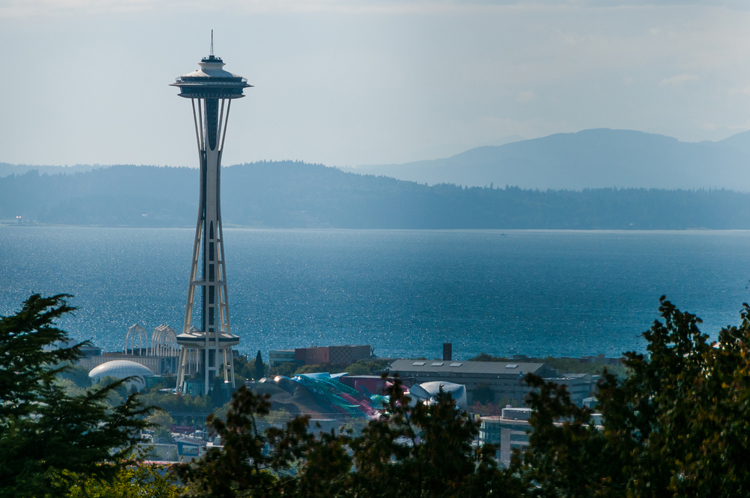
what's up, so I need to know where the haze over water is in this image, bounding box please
[2,227,749,361]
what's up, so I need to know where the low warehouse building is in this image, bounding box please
[387,359,594,406]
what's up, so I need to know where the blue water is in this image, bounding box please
[1,227,750,360]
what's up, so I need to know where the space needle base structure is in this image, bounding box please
[171,45,251,395]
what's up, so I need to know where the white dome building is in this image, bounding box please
[89,360,155,390]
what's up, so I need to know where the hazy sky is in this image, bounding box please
[1,0,750,167]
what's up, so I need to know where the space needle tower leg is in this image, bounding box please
[171,42,251,395]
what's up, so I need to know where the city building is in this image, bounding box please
[387,359,595,406]
[479,408,533,467]
[269,345,373,367]
[269,350,296,367]
[511,353,622,366]
[545,372,596,404]
[480,407,603,467]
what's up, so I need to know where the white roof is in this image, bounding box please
[388,359,548,377]
[88,360,154,381]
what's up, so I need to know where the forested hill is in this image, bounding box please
[2,161,750,229]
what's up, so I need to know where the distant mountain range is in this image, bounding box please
[3,161,750,229]
[340,129,750,191]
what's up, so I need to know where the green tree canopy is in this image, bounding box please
[520,297,750,497]
[56,464,180,498]
[175,376,526,498]
[10,293,749,497]
[254,350,265,380]
[0,294,154,497]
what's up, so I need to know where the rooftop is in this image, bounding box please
[89,360,154,381]
[387,359,548,377]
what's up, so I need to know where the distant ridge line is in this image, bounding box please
[2,161,750,230]
[339,128,750,192]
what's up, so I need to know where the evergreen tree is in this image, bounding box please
[254,350,265,380]
[175,386,279,497]
[54,464,180,498]
[0,294,154,497]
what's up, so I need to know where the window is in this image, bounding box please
[506,364,518,369]
[431,362,444,367]
[412,361,426,366]
[450,363,463,367]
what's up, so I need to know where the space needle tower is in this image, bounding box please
[171,34,251,394]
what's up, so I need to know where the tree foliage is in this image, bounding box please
[175,377,525,497]
[9,293,750,497]
[57,463,181,498]
[255,350,266,381]
[139,390,213,415]
[344,359,390,376]
[178,297,750,497]
[148,411,176,443]
[268,361,299,378]
[175,386,278,498]
[520,297,750,497]
[234,353,268,383]
[0,294,154,497]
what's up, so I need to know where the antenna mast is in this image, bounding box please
[210,30,214,56]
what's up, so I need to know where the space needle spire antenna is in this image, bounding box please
[170,38,252,395]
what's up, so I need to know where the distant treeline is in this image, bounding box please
[2,161,750,229]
